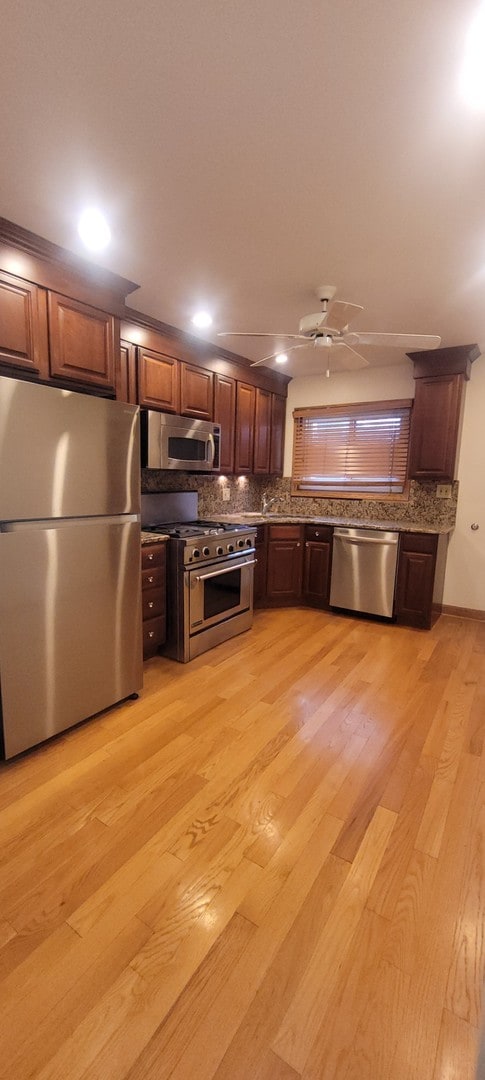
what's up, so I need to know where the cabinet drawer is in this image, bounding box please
[142,587,165,621]
[304,525,333,543]
[141,565,165,591]
[399,532,438,555]
[268,524,302,541]
[141,543,166,570]
[143,616,166,657]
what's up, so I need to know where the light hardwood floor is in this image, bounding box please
[0,607,484,1079]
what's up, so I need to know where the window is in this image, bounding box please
[291,399,412,498]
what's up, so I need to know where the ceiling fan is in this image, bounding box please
[217,286,441,371]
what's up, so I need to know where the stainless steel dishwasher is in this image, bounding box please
[329,527,399,619]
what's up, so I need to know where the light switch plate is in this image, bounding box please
[222,487,231,502]
[436,484,452,499]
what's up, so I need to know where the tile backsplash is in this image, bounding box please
[141,470,458,530]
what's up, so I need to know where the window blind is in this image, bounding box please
[292,399,412,497]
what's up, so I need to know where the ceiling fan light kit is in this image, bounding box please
[218,285,441,372]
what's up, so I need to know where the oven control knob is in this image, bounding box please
[202,546,211,557]
[227,543,234,553]
[192,548,201,559]
[216,545,224,556]
[246,537,252,547]
[237,538,245,548]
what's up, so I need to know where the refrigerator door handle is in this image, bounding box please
[1,514,140,532]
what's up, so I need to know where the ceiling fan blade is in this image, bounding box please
[332,342,370,368]
[217,331,303,339]
[325,301,364,332]
[250,343,311,367]
[345,332,441,349]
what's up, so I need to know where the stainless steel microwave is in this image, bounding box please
[141,411,221,472]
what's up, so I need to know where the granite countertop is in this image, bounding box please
[214,513,453,535]
[141,530,170,545]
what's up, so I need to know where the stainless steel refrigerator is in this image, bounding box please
[0,376,143,758]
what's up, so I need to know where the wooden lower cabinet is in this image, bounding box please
[266,525,303,604]
[394,532,439,629]
[302,525,333,608]
[141,542,167,658]
[253,525,267,606]
[256,524,445,629]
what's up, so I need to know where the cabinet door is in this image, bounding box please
[214,373,236,473]
[270,393,286,476]
[303,526,333,607]
[267,527,303,602]
[408,375,464,481]
[235,382,255,474]
[48,293,116,390]
[0,271,48,378]
[253,525,267,606]
[253,387,272,474]
[137,348,180,412]
[180,362,214,420]
[395,533,437,629]
[117,340,137,404]
[141,543,166,658]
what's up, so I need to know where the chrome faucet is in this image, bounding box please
[261,491,277,515]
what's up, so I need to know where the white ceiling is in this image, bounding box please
[2,0,485,377]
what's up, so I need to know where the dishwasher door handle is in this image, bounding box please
[334,535,398,546]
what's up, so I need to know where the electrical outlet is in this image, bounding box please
[436,484,452,499]
[222,487,231,502]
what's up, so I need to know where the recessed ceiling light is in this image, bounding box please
[460,5,485,108]
[77,208,111,252]
[275,353,288,364]
[192,311,212,329]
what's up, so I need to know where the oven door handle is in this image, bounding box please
[195,559,257,582]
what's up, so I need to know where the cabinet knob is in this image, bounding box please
[147,553,154,560]
[148,601,154,609]
[471,523,480,531]
[297,543,301,548]
[148,575,154,583]
[315,530,320,537]
[148,630,155,639]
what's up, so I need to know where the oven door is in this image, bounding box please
[187,552,256,634]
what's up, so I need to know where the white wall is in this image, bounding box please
[285,359,485,612]
[445,358,485,610]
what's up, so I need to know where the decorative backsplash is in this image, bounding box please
[141,470,458,529]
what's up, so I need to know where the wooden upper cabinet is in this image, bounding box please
[0,271,49,378]
[408,374,464,481]
[253,388,272,474]
[48,292,116,390]
[180,362,213,420]
[235,382,255,474]
[117,340,137,404]
[270,393,286,475]
[137,347,180,412]
[214,373,236,473]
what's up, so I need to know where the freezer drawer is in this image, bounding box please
[0,519,142,758]
[329,527,399,619]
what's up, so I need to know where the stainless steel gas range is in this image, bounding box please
[141,493,256,662]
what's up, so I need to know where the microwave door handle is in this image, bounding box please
[207,433,215,468]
